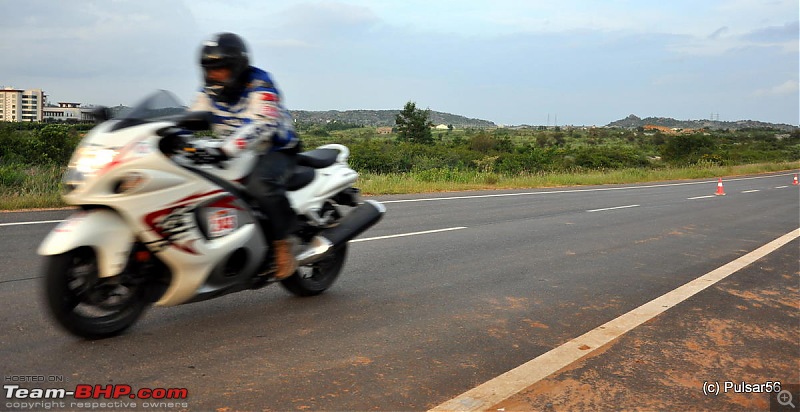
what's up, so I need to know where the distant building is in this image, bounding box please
[643,124,704,135]
[1,86,94,122]
[22,89,45,122]
[0,87,22,121]
[42,102,94,122]
[1,87,45,122]
[643,124,678,135]
[376,127,393,134]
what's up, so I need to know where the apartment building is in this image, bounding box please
[0,87,45,122]
[22,89,44,121]
[1,86,93,122]
[1,87,23,121]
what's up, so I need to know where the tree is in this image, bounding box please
[395,101,434,144]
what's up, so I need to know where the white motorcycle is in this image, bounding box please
[38,90,384,339]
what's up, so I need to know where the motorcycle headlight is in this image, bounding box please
[74,147,118,174]
[63,146,119,191]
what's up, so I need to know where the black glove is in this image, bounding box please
[158,127,193,155]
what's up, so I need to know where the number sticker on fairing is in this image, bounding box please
[208,209,237,237]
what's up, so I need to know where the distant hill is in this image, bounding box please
[607,114,798,131]
[290,109,495,128]
[99,106,494,128]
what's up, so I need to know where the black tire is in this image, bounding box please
[280,243,347,297]
[43,247,149,339]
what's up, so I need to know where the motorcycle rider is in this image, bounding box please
[189,32,300,280]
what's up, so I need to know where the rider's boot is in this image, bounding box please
[272,239,297,280]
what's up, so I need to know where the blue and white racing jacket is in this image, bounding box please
[189,67,299,157]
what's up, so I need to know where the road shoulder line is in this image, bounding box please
[586,204,640,213]
[350,227,467,242]
[430,228,800,412]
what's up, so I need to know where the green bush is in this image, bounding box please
[0,163,26,187]
[571,146,650,169]
[2,121,798,176]
[35,125,82,164]
[660,134,716,164]
[0,123,82,165]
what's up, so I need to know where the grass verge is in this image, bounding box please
[1,163,64,211]
[1,161,798,211]
[356,162,800,195]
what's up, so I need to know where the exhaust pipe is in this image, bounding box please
[296,200,385,266]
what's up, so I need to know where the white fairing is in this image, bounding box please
[38,99,362,307]
[289,144,359,217]
[37,209,134,278]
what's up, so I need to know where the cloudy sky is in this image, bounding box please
[1,0,797,126]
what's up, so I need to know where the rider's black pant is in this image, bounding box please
[248,149,297,241]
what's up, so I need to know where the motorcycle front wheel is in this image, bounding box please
[43,247,149,339]
[280,243,347,297]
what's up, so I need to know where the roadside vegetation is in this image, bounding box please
[1,110,799,210]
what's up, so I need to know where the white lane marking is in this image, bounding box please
[382,173,797,204]
[0,219,65,227]
[3,173,795,226]
[687,195,715,200]
[775,186,789,189]
[351,227,467,243]
[430,228,800,412]
[586,204,639,213]
[0,216,467,245]
[741,190,760,193]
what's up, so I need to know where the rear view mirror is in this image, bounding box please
[177,111,213,132]
[91,107,113,123]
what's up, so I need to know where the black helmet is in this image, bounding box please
[199,32,251,104]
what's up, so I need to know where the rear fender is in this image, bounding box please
[37,209,134,278]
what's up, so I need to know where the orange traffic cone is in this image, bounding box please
[715,178,726,196]
[793,174,799,186]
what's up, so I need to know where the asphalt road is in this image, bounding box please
[1,172,798,411]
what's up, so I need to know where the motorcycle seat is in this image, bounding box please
[296,148,339,168]
[236,148,336,191]
[286,166,315,191]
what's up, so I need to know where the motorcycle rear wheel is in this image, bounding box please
[43,247,149,339]
[280,243,347,297]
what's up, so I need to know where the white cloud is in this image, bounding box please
[255,39,317,49]
[755,80,799,97]
[1,0,797,125]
